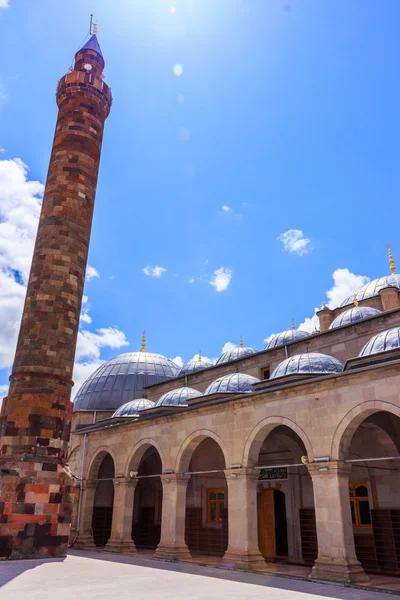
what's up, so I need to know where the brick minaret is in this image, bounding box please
[0,33,112,559]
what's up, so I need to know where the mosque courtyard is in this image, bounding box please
[0,550,399,600]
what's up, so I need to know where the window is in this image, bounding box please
[207,488,225,523]
[262,367,270,380]
[349,482,372,527]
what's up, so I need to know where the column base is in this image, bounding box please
[220,550,267,572]
[72,532,97,550]
[105,539,137,555]
[310,559,369,584]
[153,545,192,562]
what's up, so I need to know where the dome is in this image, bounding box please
[74,352,180,412]
[155,386,202,407]
[340,274,400,307]
[265,329,311,350]
[112,398,155,418]
[179,354,214,376]
[359,327,400,357]
[204,373,260,395]
[217,343,258,365]
[329,306,381,329]
[271,353,344,379]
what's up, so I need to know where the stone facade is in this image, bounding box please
[70,345,400,583]
[0,36,111,559]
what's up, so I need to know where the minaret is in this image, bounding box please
[0,30,112,559]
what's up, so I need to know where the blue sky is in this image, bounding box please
[0,0,400,395]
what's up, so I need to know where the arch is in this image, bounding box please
[331,401,400,460]
[242,416,314,468]
[175,429,230,473]
[87,445,117,480]
[124,438,165,476]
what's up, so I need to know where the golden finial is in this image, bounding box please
[140,330,146,352]
[239,336,244,348]
[93,23,98,34]
[198,350,202,363]
[353,294,359,308]
[291,318,296,330]
[388,243,396,275]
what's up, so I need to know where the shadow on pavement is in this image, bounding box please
[68,549,391,600]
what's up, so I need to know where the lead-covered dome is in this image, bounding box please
[155,386,202,407]
[359,327,400,357]
[204,373,260,395]
[340,274,400,307]
[265,329,310,350]
[329,306,381,329]
[271,353,344,379]
[74,352,180,412]
[217,341,257,365]
[112,398,155,418]
[178,354,214,376]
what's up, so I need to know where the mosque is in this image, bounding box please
[1,26,400,587]
[69,246,400,584]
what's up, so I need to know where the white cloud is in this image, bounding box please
[173,64,183,76]
[76,327,129,362]
[263,333,275,345]
[171,356,183,368]
[222,205,231,212]
[209,267,232,292]
[278,229,312,256]
[85,265,99,282]
[0,1,9,8]
[0,157,129,396]
[143,265,167,278]
[298,268,370,332]
[0,158,43,369]
[0,148,5,153]
[221,341,236,354]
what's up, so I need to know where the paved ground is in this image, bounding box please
[0,550,395,600]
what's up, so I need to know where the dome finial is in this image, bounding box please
[388,243,396,275]
[140,330,147,352]
[353,294,359,308]
[291,318,296,330]
[198,350,202,363]
[239,335,244,348]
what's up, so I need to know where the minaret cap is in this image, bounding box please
[77,33,104,59]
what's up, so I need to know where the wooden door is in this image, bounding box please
[259,489,276,558]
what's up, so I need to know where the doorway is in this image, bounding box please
[259,489,288,559]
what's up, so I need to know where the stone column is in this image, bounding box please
[73,480,97,549]
[308,461,369,583]
[153,474,191,561]
[221,469,266,571]
[106,479,137,554]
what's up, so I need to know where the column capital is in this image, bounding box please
[161,473,190,487]
[114,477,138,488]
[224,468,260,482]
[307,460,351,479]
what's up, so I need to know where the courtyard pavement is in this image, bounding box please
[0,550,396,600]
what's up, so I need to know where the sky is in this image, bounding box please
[1,0,400,399]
